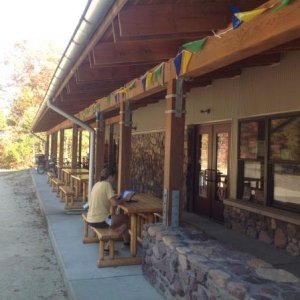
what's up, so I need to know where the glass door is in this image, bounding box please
[194,123,231,222]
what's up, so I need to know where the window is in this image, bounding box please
[238,113,300,213]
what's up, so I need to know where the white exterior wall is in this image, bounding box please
[131,51,300,198]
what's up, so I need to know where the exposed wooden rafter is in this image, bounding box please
[76,63,156,83]
[118,1,264,37]
[91,38,189,66]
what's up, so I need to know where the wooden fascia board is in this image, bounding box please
[185,1,300,78]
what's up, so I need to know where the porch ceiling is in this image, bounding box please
[33,0,300,133]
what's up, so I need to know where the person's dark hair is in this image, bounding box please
[100,166,116,181]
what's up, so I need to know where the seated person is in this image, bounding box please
[86,167,129,246]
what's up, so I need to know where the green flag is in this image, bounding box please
[272,0,291,12]
[154,63,164,83]
[182,38,207,53]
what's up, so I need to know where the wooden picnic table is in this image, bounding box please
[118,193,162,258]
[56,165,72,180]
[62,168,89,185]
[71,173,89,201]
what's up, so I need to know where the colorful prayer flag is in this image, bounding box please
[181,50,193,74]
[182,38,207,53]
[230,4,242,29]
[272,0,291,12]
[145,72,153,89]
[153,62,165,85]
[173,52,183,78]
[141,74,147,91]
[235,8,267,22]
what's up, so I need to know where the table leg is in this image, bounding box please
[130,214,137,257]
[83,183,86,202]
[75,180,79,198]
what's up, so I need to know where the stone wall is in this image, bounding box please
[130,131,188,207]
[224,205,300,256]
[143,224,300,300]
[130,131,165,197]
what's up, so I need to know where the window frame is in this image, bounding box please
[237,111,300,214]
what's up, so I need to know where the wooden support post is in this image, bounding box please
[108,124,115,168]
[95,113,105,182]
[71,124,78,169]
[51,132,58,160]
[58,129,64,166]
[78,130,82,166]
[163,79,186,227]
[45,134,49,159]
[118,100,131,193]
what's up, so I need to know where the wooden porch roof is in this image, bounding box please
[32,0,300,133]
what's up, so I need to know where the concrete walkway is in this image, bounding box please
[31,170,163,300]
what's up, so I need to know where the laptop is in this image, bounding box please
[117,190,136,202]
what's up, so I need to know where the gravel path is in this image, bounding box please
[0,170,68,300]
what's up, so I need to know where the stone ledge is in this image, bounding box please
[224,199,300,226]
[142,224,300,300]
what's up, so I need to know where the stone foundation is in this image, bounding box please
[143,224,300,300]
[224,206,300,256]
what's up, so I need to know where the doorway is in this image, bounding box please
[193,123,231,222]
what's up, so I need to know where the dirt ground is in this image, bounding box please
[0,169,68,300]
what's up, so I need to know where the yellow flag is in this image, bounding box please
[145,72,153,89]
[181,50,193,74]
[235,8,267,23]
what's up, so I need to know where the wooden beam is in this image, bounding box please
[95,117,105,182]
[71,125,78,169]
[58,129,64,166]
[91,39,187,66]
[163,79,186,227]
[105,115,120,126]
[45,134,49,159]
[76,63,156,83]
[108,124,116,168]
[266,37,300,53]
[117,100,131,193]
[67,76,126,95]
[185,1,300,78]
[50,132,58,159]
[118,1,264,37]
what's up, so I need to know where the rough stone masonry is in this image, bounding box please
[142,224,300,300]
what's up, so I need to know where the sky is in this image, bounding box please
[0,0,88,113]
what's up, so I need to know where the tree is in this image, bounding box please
[0,111,6,130]
[0,40,60,168]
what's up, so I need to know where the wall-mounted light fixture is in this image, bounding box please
[131,123,138,131]
[200,108,211,114]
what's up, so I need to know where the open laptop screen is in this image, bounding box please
[118,190,136,201]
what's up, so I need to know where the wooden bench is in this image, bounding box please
[59,185,75,206]
[51,177,64,194]
[47,172,55,184]
[81,213,98,244]
[153,212,163,223]
[92,227,120,267]
[92,227,141,267]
